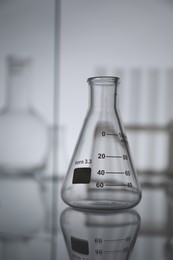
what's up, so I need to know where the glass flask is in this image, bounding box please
[61,208,140,260]
[61,76,141,210]
[0,56,49,174]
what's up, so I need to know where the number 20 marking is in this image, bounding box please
[98,153,105,159]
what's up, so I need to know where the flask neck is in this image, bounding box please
[88,77,119,112]
[5,56,31,112]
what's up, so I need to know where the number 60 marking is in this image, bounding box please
[96,182,104,188]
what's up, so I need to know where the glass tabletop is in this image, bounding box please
[0,174,172,260]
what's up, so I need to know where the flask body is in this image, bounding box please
[61,77,141,210]
[0,110,49,173]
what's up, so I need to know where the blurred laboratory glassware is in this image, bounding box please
[61,207,140,260]
[0,176,44,235]
[0,240,29,260]
[0,175,54,260]
[0,56,50,174]
[61,76,141,210]
[57,126,69,179]
[33,125,69,180]
[0,175,52,260]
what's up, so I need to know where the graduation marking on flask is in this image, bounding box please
[101,130,129,144]
[94,235,131,256]
[97,153,128,160]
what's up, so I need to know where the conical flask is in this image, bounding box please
[61,76,141,210]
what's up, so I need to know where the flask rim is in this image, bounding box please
[87,76,120,85]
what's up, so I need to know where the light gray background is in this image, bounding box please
[0,0,173,174]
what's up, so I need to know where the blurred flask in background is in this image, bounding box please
[0,55,50,174]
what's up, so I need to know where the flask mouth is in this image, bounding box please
[87,76,120,86]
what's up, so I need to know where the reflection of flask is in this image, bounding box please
[0,177,44,235]
[61,208,140,260]
[0,56,49,173]
[0,176,46,260]
[61,77,141,210]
